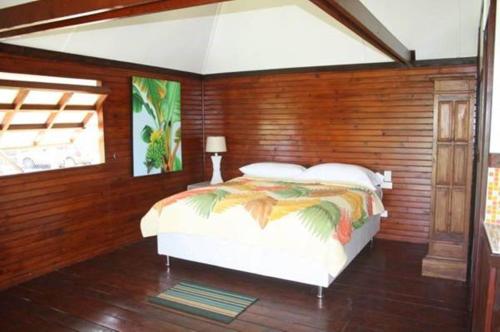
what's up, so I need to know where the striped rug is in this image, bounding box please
[149,281,258,323]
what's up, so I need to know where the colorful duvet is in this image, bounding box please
[141,177,385,275]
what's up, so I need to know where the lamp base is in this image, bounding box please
[210,155,223,185]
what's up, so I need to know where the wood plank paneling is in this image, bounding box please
[0,51,204,289]
[203,64,476,244]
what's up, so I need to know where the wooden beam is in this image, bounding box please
[0,0,162,31]
[83,93,106,128]
[82,112,96,128]
[71,95,106,143]
[1,89,29,132]
[82,95,106,129]
[0,104,95,112]
[309,0,413,65]
[0,123,84,131]
[0,80,109,95]
[45,92,74,130]
[33,92,73,146]
[0,0,229,39]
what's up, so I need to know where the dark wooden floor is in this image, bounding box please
[0,239,469,332]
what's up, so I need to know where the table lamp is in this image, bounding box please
[206,136,227,185]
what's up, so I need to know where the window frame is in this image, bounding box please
[0,76,109,177]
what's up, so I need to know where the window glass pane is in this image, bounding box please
[68,93,99,105]
[0,142,100,175]
[40,129,75,145]
[55,111,88,124]
[11,111,50,125]
[24,90,64,105]
[0,88,18,103]
[1,131,39,148]
[0,125,104,175]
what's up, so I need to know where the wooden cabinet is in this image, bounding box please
[422,78,475,281]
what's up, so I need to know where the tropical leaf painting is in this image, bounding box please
[132,76,182,176]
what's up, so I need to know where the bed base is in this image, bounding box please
[165,255,344,300]
[158,215,380,298]
[317,286,324,299]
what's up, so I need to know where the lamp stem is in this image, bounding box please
[210,154,223,185]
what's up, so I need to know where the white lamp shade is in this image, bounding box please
[206,136,227,153]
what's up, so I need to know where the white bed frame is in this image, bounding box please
[157,214,381,298]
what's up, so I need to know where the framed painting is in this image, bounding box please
[132,76,182,176]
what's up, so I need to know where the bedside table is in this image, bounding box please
[187,181,211,190]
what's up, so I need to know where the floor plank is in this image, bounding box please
[0,238,469,331]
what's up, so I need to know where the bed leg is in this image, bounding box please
[370,238,374,249]
[165,255,170,267]
[317,286,324,299]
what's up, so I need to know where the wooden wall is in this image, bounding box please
[0,44,477,289]
[0,49,204,289]
[203,64,477,244]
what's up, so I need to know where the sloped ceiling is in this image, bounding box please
[361,0,480,60]
[0,0,481,74]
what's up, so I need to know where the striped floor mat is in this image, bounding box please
[149,281,258,323]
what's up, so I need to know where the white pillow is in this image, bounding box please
[297,163,382,190]
[239,162,306,179]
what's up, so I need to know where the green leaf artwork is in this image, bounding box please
[132,76,182,176]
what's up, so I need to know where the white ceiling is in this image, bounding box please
[0,0,481,74]
[360,0,480,60]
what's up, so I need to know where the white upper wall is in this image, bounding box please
[202,0,389,74]
[1,4,220,74]
[1,0,482,74]
[361,0,480,60]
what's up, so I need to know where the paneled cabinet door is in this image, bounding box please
[434,97,471,237]
[422,78,474,282]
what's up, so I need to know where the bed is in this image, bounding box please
[141,176,385,298]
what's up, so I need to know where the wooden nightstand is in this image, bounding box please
[187,181,211,190]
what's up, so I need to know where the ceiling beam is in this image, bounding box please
[0,0,162,31]
[0,0,230,39]
[309,0,414,65]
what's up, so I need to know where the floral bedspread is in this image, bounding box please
[141,177,384,275]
